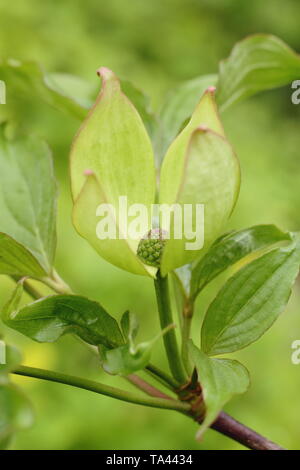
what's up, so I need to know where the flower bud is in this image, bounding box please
[137,229,167,268]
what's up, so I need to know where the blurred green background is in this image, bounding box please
[1,0,300,450]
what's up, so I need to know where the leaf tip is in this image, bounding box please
[83,168,94,176]
[96,67,120,94]
[96,66,113,79]
[197,125,209,132]
[207,86,217,94]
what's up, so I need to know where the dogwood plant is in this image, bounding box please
[1,34,300,450]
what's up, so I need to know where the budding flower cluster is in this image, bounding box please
[137,229,167,268]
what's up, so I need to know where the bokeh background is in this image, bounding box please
[0,0,300,450]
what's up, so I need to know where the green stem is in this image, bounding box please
[145,363,180,390]
[13,367,284,450]
[181,299,194,375]
[42,270,73,295]
[11,276,42,300]
[13,365,190,413]
[12,272,72,297]
[154,272,187,384]
[126,374,172,399]
[181,315,192,374]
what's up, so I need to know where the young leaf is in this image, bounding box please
[120,311,139,342]
[70,68,157,277]
[3,290,124,348]
[217,34,300,112]
[0,128,57,275]
[99,323,175,376]
[159,89,240,275]
[0,383,34,448]
[189,341,249,437]
[155,74,218,161]
[191,225,291,298]
[99,343,152,376]
[201,236,300,356]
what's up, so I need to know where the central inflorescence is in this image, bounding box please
[137,228,167,268]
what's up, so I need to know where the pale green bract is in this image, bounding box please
[69,35,300,278]
[71,68,157,277]
[70,73,240,277]
[155,74,218,161]
[159,89,240,275]
[64,35,300,277]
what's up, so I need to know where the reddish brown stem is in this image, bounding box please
[126,374,172,400]
[128,376,285,450]
[211,412,285,450]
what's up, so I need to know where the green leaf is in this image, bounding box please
[201,236,300,356]
[45,72,98,110]
[191,225,291,298]
[189,341,249,437]
[0,233,46,278]
[0,59,88,120]
[3,289,124,348]
[99,343,152,376]
[172,264,193,302]
[99,322,174,376]
[120,311,139,342]
[159,89,240,275]
[0,383,34,447]
[155,74,218,161]
[0,59,155,128]
[2,279,24,325]
[0,128,57,275]
[216,34,300,112]
[71,68,157,277]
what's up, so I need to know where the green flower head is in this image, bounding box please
[137,229,168,268]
